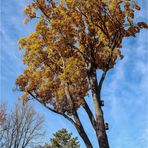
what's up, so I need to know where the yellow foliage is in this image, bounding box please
[16,0,147,114]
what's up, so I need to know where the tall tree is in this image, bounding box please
[16,0,147,147]
[0,103,45,148]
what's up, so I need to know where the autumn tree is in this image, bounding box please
[0,103,45,148]
[16,0,147,147]
[40,128,80,148]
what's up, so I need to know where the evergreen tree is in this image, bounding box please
[43,129,80,148]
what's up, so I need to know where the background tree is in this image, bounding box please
[50,129,80,148]
[40,129,80,148]
[0,103,6,124]
[16,0,147,147]
[0,102,45,148]
[0,103,7,147]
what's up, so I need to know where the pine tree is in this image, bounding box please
[42,129,80,148]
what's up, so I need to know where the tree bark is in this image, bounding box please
[73,111,93,148]
[83,99,101,145]
[87,64,109,148]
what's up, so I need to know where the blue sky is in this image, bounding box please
[0,0,148,147]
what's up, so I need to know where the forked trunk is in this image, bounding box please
[87,64,109,148]
[90,75,109,148]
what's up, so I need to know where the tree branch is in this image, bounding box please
[28,92,76,127]
[83,99,96,129]
[97,71,107,99]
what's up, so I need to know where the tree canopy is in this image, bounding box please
[17,0,147,112]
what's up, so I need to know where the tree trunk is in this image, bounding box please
[64,82,93,148]
[73,111,93,148]
[87,64,109,148]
